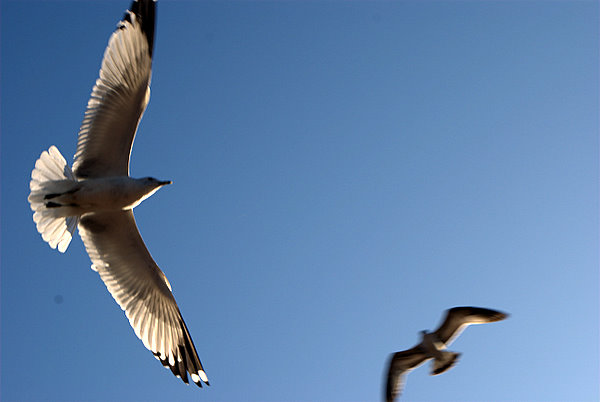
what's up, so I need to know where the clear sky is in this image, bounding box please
[1,1,598,401]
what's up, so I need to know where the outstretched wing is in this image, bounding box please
[433,307,508,346]
[78,210,209,387]
[73,0,155,179]
[385,346,427,402]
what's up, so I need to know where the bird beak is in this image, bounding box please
[159,180,172,186]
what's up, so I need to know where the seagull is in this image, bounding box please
[27,0,209,388]
[384,306,508,401]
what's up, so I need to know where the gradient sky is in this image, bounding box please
[1,1,598,401]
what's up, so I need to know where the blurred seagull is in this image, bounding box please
[27,0,209,388]
[384,306,508,401]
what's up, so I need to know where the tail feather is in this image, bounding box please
[431,351,460,375]
[30,146,75,188]
[28,146,79,253]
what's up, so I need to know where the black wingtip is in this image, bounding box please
[194,378,209,387]
[124,0,156,57]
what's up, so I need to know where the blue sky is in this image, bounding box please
[1,1,598,401]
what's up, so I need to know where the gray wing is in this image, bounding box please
[433,307,509,346]
[385,346,428,402]
[73,0,155,179]
[78,210,209,387]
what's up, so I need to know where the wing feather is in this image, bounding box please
[78,210,209,387]
[385,346,427,402]
[433,307,508,346]
[73,0,154,178]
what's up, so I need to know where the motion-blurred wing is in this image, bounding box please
[385,346,427,402]
[78,210,209,387]
[73,0,155,178]
[433,307,508,346]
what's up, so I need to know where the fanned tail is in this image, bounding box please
[28,146,80,253]
[431,351,460,375]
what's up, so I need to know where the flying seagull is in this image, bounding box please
[28,0,209,388]
[384,306,508,401]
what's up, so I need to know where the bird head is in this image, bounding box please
[135,177,172,205]
[143,176,172,188]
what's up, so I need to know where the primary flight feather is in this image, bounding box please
[28,0,209,388]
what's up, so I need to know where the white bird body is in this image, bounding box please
[32,175,170,215]
[70,177,164,211]
[28,0,209,388]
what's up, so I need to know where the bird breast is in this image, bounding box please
[70,176,154,212]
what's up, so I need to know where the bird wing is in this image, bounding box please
[78,210,209,387]
[385,346,427,402]
[73,0,155,179]
[433,307,509,346]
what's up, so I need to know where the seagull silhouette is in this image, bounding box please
[385,306,508,401]
[28,0,209,387]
